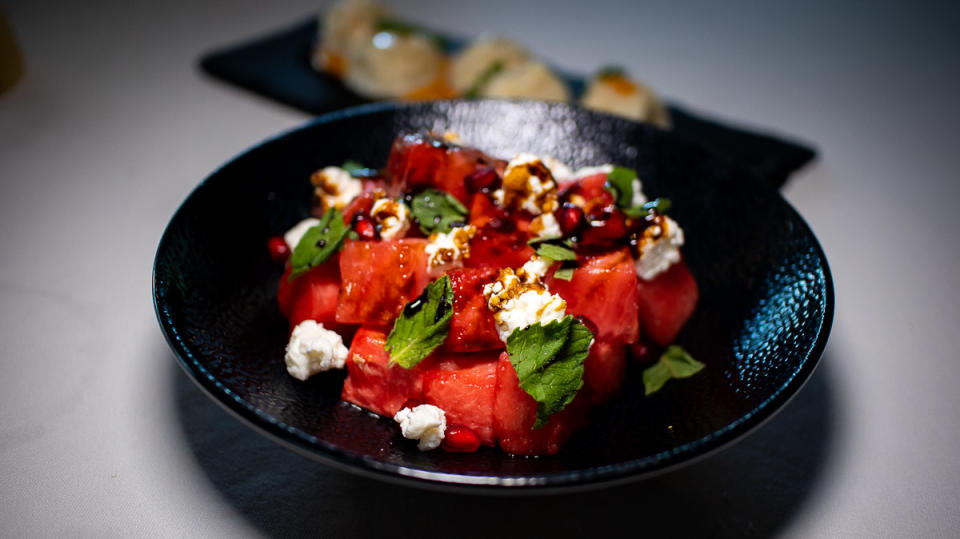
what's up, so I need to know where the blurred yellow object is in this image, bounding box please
[0,8,23,95]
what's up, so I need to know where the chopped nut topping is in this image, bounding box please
[493,153,559,215]
[311,166,364,211]
[425,225,477,276]
[530,212,561,239]
[370,198,411,240]
[634,214,685,281]
[637,214,668,251]
[482,265,566,342]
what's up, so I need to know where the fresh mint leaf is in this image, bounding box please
[464,60,505,99]
[527,233,563,246]
[643,345,704,395]
[409,188,468,234]
[623,197,672,219]
[535,243,577,261]
[289,209,349,279]
[341,160,378,178]
[506,316,594,428]
[604,166,638,209]
[386,276,454,369]
[606,167,673,218]
[552,267,575,281]
[643,197,671,214]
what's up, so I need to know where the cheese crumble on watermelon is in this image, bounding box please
[273,134,700,456]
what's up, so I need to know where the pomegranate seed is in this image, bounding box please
[629,341,658,365]
[465,166,500,192]
[554,204,586,236]
[400,398,422,411]
[442,424,482,453]
[352,214,379,240]
[267,236,290,264]
[579,207,629,247]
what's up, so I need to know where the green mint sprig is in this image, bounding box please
[386,276,454,369]
[506,316,594,428]
[604,166,671,218]
[642,345,705,395]
[288,209,349,280]
[341,160,379,178]
[409,188,468,235]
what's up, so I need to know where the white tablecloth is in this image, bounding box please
[2,0,958,536]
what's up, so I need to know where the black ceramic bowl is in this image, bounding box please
[153,100,833,493]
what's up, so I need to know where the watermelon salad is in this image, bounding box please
[270,133,703,456]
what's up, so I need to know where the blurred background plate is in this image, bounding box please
[199,17,817,189]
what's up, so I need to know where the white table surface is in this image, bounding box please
[2,0,958,536]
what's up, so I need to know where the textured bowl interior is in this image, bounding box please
[153,100,833,492]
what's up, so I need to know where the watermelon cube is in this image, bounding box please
[276,256,353,335]
[465,224,535,271]
[341,326,430,418]
[583,338,627,405]
[386,134,503,206]
[335,239,429,326]
[422,351,501,447]
[443,267,502,352]
[636,259,699,346]
[546,248,640,344]
[493,352,589,456]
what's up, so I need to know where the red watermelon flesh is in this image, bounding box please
[340,191,377,224]
[444,267,502,352]
[636,259,699,346]
[341,326,430,418]
[583,338,627,405]
[335,239,429,326]
[423,351,500,446]
[468,192,506,229]
[276,256,354,335]
[386,134,503,206]
[465,224,535,270]
[559,172,615,214]
[493,352,589,456]
[545,248,640,344]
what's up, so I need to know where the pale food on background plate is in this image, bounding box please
[312,0,672,126]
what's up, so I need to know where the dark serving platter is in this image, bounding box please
[154,100,833,493]
[199,17,816,189]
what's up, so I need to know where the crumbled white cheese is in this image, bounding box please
[635,215,685,280]
[530,212,562,240]
[284,217,322,250]
[494,289,567,342]
[425,225,476,277]
[493,153,559,215]
[370,198,411,240]
[311,166,364,211]
[542,156,573,183]
[284,320,349,381]
[394,404,446,451]
[520,255,551,282]
[483,267,567,342]
[571,164,614,180]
